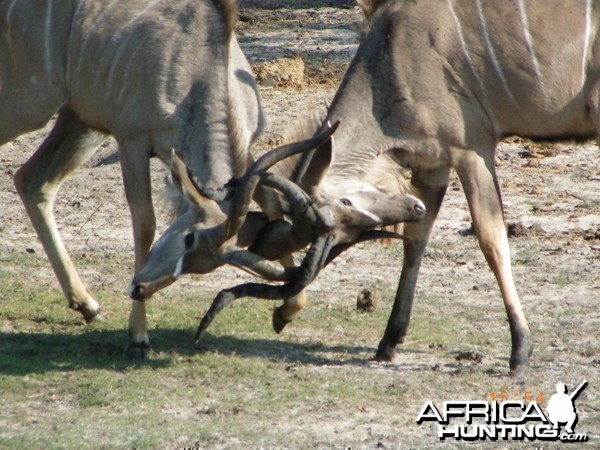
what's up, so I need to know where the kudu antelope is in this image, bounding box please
[319,0,599,374]
[131,116,426,338]
[1,0,268,355]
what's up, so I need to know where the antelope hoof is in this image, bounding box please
[509,337,533,377]
[127,342,150,360]
[69,300,102,324]
[128,331,150,360]
[374,341,398,362]
[272,307,292,334]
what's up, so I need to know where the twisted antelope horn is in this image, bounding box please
[195,233,337,343]
[259,172,335,232]
[324,230,406,266]
[220,121,340,243]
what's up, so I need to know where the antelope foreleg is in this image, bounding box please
[119,141,155,358]
[270,231,405,333]
[454,150,532,376]
[272,254,307,334]
[376,166,449,362]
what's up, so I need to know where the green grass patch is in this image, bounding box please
[513,242,542,265]
[1,256,597,448]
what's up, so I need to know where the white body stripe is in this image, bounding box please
[5,0,19,53]
[117,38,147,103]
[582,0,592,89]
[66,0,86,86]
[517,0,546,96]
[125,0,163,28]
[447,0,486,95]
[44,0,53,76]
[107,0,163,100]
[476,0,517,106]
[5,0,18,21]
[74,0,120,85]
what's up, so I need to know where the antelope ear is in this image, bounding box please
[299,135,334,198]
[170,150,222,214]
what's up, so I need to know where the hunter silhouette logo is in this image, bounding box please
[546,380,588,435]
[416,380,589,442]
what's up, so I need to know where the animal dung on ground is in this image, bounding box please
[356,288,381,313]
[253,57,305,89]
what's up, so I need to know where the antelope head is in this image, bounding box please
[129,126,339,301]
[247,130,427,260]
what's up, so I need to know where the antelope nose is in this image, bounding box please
[129,283,149,301]
[414,201,426,217]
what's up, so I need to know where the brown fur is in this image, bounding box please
[273,109,411,197]
[367,153,414,243]
[216,0,238,40]
[269,109,414,244]
[357,0,393,30]
[226,103,252,179]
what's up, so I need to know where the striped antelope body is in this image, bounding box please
[322,0,599,374]
[0,0,266,355]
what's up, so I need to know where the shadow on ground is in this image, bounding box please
[0,328,426,375]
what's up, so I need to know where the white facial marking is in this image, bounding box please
[174,257,184,280]
[324,180,379,195]
[357,208,381,223]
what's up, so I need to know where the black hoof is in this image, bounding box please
[509,353,532,377]
[71,302,103,324]
[272,308,292,334]
[86,312,106,323]
[509,337,533,377]
[374,341,397,362]
[127,343,150,360]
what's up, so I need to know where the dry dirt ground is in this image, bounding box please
[1,1,599,447]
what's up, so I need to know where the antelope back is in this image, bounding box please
[326,0,599,171]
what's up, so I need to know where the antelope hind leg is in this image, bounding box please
[13,108,107,322]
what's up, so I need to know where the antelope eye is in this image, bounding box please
[340,198,352,206]
[184,232,195,250]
